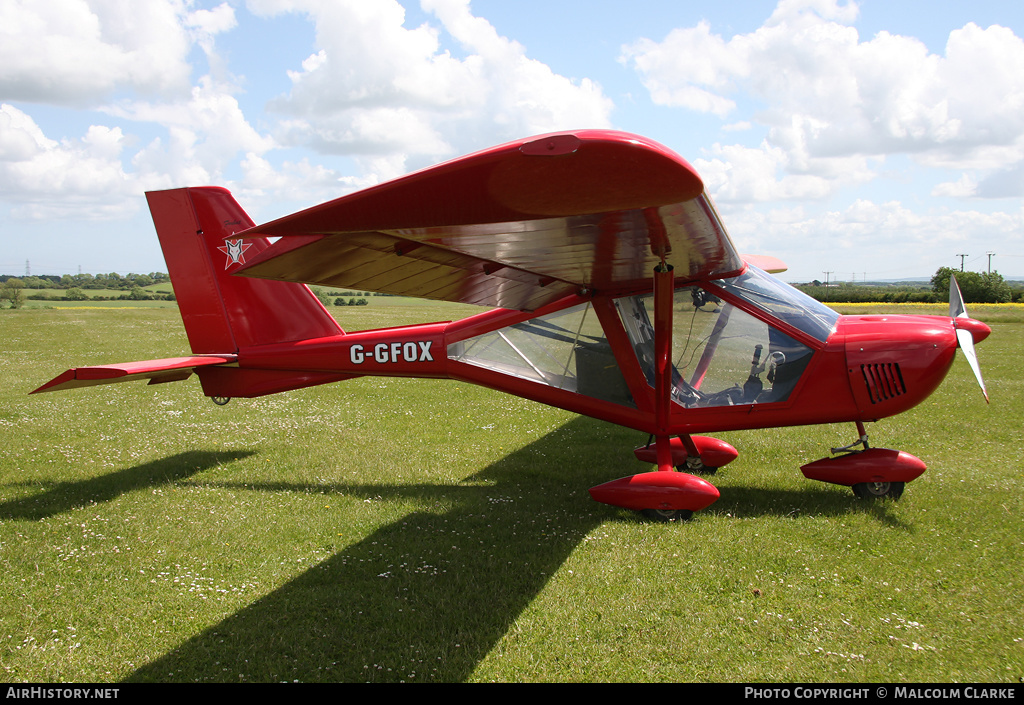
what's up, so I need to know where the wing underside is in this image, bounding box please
[235,131,745,310]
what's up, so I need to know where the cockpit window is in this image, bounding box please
[715,265,838,342]
[447,302,635,408]
[616,287,814,408]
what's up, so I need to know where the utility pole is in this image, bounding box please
[956,254,968,271]
[986,252,995,273]
[822,271,833,302]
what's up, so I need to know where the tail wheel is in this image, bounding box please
[641,508,694,522]
[852,481,905,500]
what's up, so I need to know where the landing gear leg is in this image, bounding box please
[678,433,717,475]
[832,421,869,454]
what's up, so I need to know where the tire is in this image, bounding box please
[852,481,905,500]
[680,458,718,476]
[641,508,694,522]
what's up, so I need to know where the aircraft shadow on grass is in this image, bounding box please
[125,418,902,683]
[0,450,254,521]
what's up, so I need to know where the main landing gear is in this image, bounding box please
[683,455,718,476]
[588,434,737,521]
[800,422,925,501]
[632,435,739,475]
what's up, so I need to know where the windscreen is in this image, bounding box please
[715,265,838,342]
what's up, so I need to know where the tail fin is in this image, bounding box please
[146,187,343,353]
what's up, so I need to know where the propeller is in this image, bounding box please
[949,276,990,403]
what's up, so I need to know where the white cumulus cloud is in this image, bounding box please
[0,1,259,216]
[259,0,612,176]
[0,104,134,219]
[0,0,203,105]
[623,0,1024,201]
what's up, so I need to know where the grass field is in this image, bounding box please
[0,302,1021,683]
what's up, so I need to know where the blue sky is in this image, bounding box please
[2,0,1023,282]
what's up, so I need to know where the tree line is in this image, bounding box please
[0,275,399,308]
[0,272,170,290]
[3,267,1020,309]
[0,271,177,308]
[797,268,1020,304]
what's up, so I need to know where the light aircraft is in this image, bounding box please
[34,130,991,521]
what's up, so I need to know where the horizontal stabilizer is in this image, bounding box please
[32,355,237,394]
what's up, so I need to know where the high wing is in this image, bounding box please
[236,130,745,311]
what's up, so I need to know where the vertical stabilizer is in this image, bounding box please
[146,187,343,353]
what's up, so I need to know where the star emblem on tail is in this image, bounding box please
[217,239,252,269]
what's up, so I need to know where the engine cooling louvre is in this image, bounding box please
[861,362,907,404]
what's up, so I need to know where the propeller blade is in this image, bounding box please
[949,275,989,403]
[956,327,989,403]
[949,275,967,319]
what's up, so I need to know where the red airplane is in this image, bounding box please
[33,130,991,521]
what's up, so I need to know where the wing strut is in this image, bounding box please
[653,262,675,472]
[588,261,723,518]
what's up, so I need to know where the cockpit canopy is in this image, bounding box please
[448,266,836,410]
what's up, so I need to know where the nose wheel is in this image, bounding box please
[641,508,693,522]
[853,481,905,500]
[802,426,924,501]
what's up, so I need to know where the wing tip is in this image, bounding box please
[743,255,788,274]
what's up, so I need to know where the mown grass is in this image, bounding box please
[0,304,1020,682]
